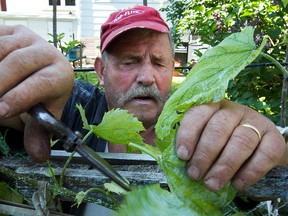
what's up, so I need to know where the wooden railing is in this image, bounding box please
[1,151,287,204]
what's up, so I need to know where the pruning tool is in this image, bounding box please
[27,104,131,191]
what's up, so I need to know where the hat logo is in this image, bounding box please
[110,9,144,24]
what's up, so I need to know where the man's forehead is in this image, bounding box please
[112,41,170,56]
[108,29,168,47]
[120,51,167,60]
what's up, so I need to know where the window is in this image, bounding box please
[49,0,60,5]
[65,0,75,6]
[49,0,75,6]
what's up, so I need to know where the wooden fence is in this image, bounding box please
[0,150,287,215]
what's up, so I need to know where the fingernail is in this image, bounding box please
[0,101,10,117]
[177,145,189,160]
[188,165,201,180]
[205,178,220,191]
[233,178,246,190]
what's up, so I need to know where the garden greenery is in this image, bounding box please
[76,27,287,215]
[161,0,288,125]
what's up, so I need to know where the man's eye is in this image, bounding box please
[119,60,138,70]
[155,62,165,67]
[123,61,134,65]
[121,59,138,65]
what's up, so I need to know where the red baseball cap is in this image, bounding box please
[100,5,170,53]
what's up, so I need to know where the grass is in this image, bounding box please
[74,71,99,85]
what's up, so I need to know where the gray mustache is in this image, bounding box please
[118,85,165,105]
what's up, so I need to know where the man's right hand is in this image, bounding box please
[0,25,74,162]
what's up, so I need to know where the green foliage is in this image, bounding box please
[76,27,275,215]
[74,187,118,208]
[104,181,128,196]
[48,32,84,56]
[156,27,266,149]
[160,144,236,215]
[0,182,23,204]
[74,72,100,85]
[161,0,288,125]
[76,104,145,145]
[162,0,287,48]
[118,184,200,215]
[2,27,283,215]
[0,132,10,157]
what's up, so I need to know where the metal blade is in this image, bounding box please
[27,104,74,140]
[75,144,131,191]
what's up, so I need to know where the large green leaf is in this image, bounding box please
[91,108,145,144]
[118,184,199,216]
[77,104,145,145]
[160,139,237,215]
[155,27,267,151]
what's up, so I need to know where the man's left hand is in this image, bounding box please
[175,99,287,191]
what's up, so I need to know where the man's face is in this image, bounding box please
[98,30,174,128]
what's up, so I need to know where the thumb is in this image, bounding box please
[24,116,51,163]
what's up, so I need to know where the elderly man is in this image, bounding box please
[0,5,286,199]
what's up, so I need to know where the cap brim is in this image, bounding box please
[101,21,169,52]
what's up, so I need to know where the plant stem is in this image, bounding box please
[260,52,288,127]
[0,166,39,187]
[281,38,288,127]
[281,75,288,127]
[128,142,160,161]
[260,52,288,76]
[83,130,93,142]
[80,188,120,208]
[47,160,59,186]
[0,166,116,209]
[59,151,76,186]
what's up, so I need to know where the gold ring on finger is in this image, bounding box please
[240,123,262,140]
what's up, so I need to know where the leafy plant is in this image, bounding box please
[75,27,287,215]
[48,32,85,56]
[0,132,10,157]
[0,182,23,204]
[0,26,286,215]
[161,0,288,126]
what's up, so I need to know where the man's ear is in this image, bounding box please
[94,57,105,86]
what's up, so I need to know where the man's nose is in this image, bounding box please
[136,63,156,86]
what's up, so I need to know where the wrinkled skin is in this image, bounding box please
[0,25,287,192]
[0,25,74,162]
[176,100,287,191]
[95,30,174,130]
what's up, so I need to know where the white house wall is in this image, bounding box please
[0,0,169,59]
[0,0,77,42]
[78,0,169,58]
[6,0,48,13]
[78,0,168,38]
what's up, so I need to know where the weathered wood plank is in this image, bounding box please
[238,166,288,200]
[0,151,287,204]
[0,200,72,216]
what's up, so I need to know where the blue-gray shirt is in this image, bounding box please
[60,80,108,152]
